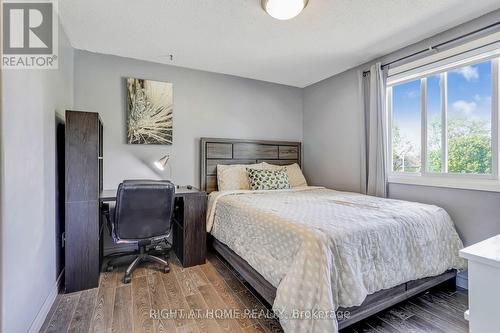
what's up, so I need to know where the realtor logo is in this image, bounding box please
[2,0,58,69]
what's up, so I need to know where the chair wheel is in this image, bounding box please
[163,266,170,273]
[123,274,131,284]
[106,265,114,272]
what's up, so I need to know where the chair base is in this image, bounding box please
[106,247,170,284]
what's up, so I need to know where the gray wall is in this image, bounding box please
[389,184,500,246]
[303,10,500,247]
[1,29,74,332]
[74,51,303,190]
[303,69,363,193]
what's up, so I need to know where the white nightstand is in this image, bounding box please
[459,235,500,333]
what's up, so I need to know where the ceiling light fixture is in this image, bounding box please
[261,0,308,20]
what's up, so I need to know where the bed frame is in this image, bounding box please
[200,137,301,193]
[200,137,457,329]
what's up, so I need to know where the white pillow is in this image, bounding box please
[217,163,265,191]
[262,162,307,188]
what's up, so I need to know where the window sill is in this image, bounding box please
[388,175,500,193]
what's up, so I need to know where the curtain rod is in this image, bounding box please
[362,20,500,76]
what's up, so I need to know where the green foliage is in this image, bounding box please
[393,115,491,174]
[448,134,491,174]
[427,149,441,173]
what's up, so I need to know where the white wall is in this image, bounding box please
[74,51,303,190]
[303,10,500,247]
[1,28,74,332]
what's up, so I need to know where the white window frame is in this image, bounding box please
[387,53,500,192]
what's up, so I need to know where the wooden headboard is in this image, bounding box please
[200,138,302,193]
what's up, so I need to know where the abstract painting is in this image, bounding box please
[126,78,173,144]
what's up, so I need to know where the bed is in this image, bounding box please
[200,138,465,333]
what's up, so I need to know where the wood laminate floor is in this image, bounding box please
[41,252,469,333]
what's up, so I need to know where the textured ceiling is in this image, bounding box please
[60,0,500,87]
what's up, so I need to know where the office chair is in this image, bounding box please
[103,180,175,283]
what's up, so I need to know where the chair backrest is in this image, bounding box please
[114,180,175,240]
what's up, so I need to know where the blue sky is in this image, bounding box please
[448,61,492,120]
[392,60,492,146]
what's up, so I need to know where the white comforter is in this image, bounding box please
[207,187,465,333]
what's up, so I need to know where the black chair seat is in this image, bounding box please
[103,180,175,283]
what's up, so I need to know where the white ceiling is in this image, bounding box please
[60,0,500,88]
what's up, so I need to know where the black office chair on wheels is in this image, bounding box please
[103,180,175,283]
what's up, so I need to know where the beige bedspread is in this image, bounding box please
[207,187,465,333]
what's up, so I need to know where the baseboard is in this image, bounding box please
[28,270,64,333]
[457,270,468,289]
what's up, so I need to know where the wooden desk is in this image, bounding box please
[99,186,207,268]
[99,186,204,202]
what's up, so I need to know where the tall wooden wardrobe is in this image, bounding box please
[65,110,103,292]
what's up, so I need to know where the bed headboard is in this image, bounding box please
[200,138,302,193]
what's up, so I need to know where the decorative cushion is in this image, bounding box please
[217,163,264,191]
[246,168,291,190]
[262,162,307,188]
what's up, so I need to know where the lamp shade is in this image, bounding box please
[154,154,170,171]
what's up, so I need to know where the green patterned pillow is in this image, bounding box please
[246,168,291,190]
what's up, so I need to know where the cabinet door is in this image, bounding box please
[182,195,207,267]
[65,112,99,202]
[65,201,99,292]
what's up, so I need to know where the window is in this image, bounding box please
[388,55,499,186]
[446,61,492,174]
[426,74,442,173]
[391,79,421,172]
